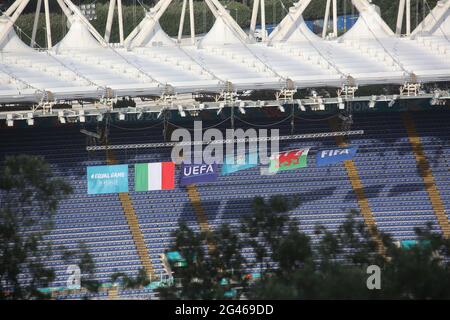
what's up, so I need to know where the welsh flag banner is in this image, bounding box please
[268,148,310,173]
[135,162,175,191]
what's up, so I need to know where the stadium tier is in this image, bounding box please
[0,108,449,299]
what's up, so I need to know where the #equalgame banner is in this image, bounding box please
[221,152,258,175]
[180,163,218,186]
[268,148,310,173]
[316,146,358,166]
[135,162,175,191]
[87,165,129,195]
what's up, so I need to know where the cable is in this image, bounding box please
[209,2,287,82]
[109,121,164,131]
[275,0,348,79]
[166,116,231,131]
[295,114,339,122]
[235,115,292,127]
[86,129,365,151]
[0,7,105,90]
[356,6,411,76]
[423,0,450,44]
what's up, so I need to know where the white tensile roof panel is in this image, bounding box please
[0,1,449,105]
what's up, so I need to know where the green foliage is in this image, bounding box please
[111,268,150,290]
[0,155,72,299]
[160,194,450,300]
[61,242,102,295]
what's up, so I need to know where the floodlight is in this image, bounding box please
[58,111,66,124]
[278,105,285,113]
[238,101,246,114]
[118,113,125,121]
[26,113,34,126]
[388,95,398,107]
[368,95,377,109]
[337,97,345,110]
[217,102,225,115]
[6,114,13,127]
[297,99,306,111]
[178,105,186,117]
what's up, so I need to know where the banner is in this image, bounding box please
[135,162,175,191]
[316,146,358,166]
[268,148,310,173]
[87,165,128,194]
[180,163,218,186]
[221,152,258,175]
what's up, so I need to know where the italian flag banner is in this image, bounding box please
[268,148,310,173]
[135,162,175,191]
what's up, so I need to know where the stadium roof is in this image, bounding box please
[0,0,449,105]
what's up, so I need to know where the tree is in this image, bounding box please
[110,268,150,291]
[0,155,72,299]
[61,242,103,297]
[158,222,247,299]
[159,194,450,300]
[240,195,298,275]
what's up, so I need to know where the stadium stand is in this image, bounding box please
[1,108,449,299]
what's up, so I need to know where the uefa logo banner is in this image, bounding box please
[87,165,129,194]
[180,163,219,186]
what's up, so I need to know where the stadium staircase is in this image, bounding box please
[105,140,155,279]
[186,184,216,252]
[401,113,450,238]
[108,286,119,300]
[329,118,385,254]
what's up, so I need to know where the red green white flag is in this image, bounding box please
[135,162,175,191]
[268,148,310,173]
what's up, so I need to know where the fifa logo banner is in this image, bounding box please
[87,165,129,194]
[268,148,310,173]
[316,146,358,166]
[180,163,218,186]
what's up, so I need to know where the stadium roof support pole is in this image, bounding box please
[125,0,249,47]
[124,0,173,48]
[55,0,73,22]
[350,0,395,35]
[250,0,260,38]
[207,0,250,41]
[268,0,313,42]
[406,0,411,35]
[31,0,42,48]
[0,0,30,48]
[204,0,219,19]
[44,0,52,48]
[117,0,124,44]
[60,0,109,46]
[332,0,337,37]
[411,0,450,37]
[322,0,331,38]
[261,0,266,41]
[189,0,195,45]
[4,0,22,17]
[396,0,406,35]
[178,0,187,42]
[105,0,117,43]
